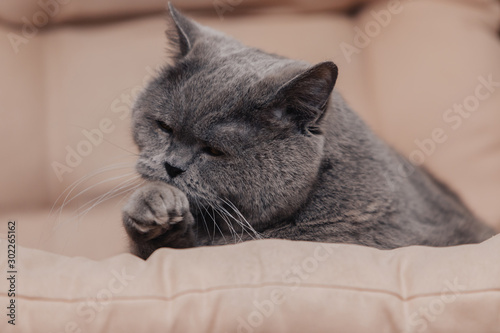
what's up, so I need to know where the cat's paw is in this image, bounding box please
[122,182,194,249]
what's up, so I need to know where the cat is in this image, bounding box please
[122,4,495,259]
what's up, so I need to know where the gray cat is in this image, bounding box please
[122,5,495,259]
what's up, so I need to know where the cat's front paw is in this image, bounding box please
[122,181,195,258]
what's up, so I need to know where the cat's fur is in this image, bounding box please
[122,5,495,259]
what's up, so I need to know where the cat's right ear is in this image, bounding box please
[166,3,199,61]
[271,61,338,128]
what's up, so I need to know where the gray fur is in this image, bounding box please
[122,5,495,259]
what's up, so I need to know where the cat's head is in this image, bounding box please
[131,4,338,228]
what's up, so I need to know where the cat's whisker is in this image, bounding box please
[71,183,143,231]
[45,165,138,248]
[211,204,230,244]
[192,199,200,240]
[201,199,216,242]
[78,175,144,214]
[69,178,142,226]
[227,206,262,240]
[50,162,136,213]
[56,172,138,218]
[224,199,262,238]
[214,201,259,240]
[224,214,241,244]
[75,176,142,218]
[209,202,239,244]
[79,183,142,221]
[223,210,240,243]
[209,204,226,243]
[200,200,225,244]
[193,198,214,243]
[38,176,143,247]
[219,198,263,240]
[50,162,136,217]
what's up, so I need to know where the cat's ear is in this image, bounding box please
[166,3,199,60]
[275,61,338,126]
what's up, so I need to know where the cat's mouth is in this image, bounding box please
[136,161,216,203]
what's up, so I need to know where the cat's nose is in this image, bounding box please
[164,162,185,178]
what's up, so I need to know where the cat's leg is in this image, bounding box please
[122,181,196,259]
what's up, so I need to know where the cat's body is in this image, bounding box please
[122,5,494,259]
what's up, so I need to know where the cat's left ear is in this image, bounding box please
[275,61,338,126]
[166,3,199,60]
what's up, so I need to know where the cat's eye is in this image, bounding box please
[307,126,322,135]
[156,120,173,134]
[203,146,224,157]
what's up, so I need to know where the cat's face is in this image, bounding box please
[131,6,337,227]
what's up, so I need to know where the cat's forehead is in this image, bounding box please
[166,66,262,119]
[166,55,301,117]
[143,41,309,134]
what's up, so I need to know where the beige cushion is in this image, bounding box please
[1,0,499,259]
[1,236,499,332]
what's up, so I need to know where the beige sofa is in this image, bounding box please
[1,0,500,332]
